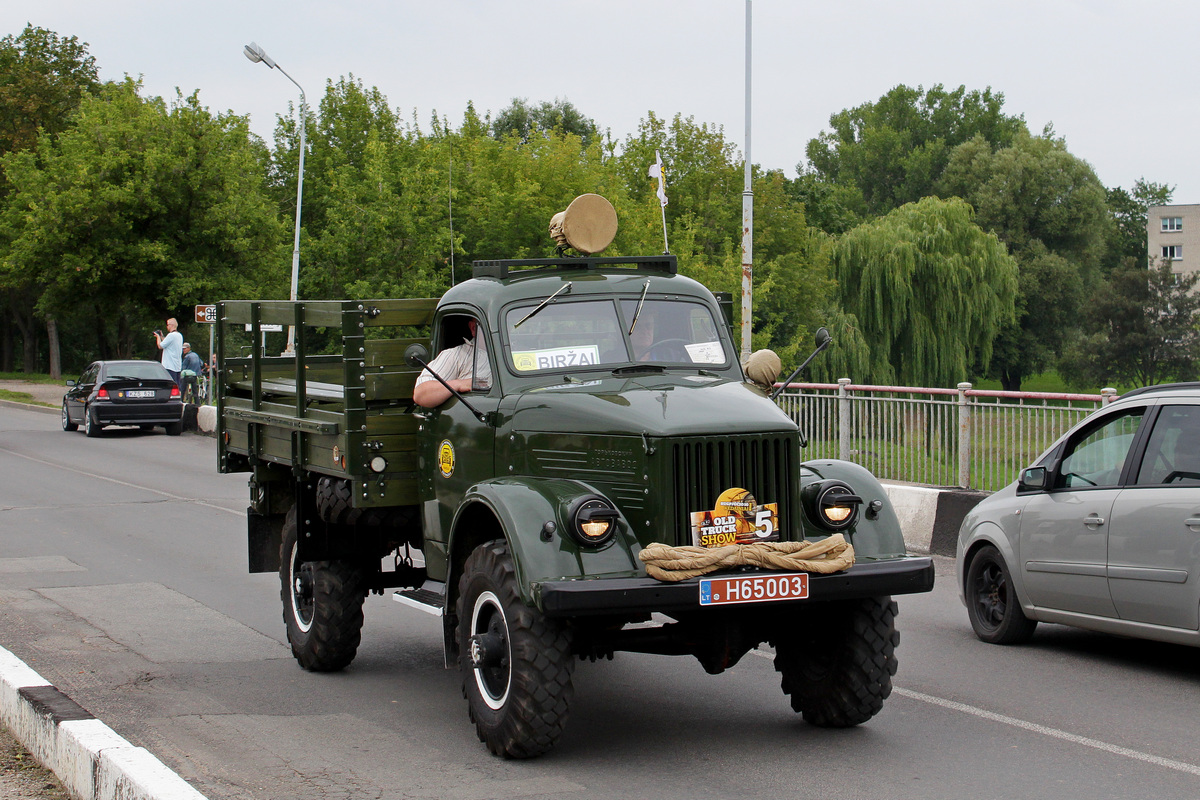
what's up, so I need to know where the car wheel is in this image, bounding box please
[164,420,183,436]
[279,506,367,671]
[83,407,102,437]
[966,545,1037,645]
[772,596,898,727]
[457,540,574,758]
[61,401,78,432]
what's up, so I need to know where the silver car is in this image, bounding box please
[957,382,1200,646]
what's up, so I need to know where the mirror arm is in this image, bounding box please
[407,354,491,425]
[770,337,833,401]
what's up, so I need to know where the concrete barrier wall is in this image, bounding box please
[883,482,988,556]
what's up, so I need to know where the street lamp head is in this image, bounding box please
[243,42,276,69]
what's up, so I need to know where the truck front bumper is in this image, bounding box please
[536,556,934,617]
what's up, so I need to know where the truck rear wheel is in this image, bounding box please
[773,596,898,727]
[280,506,367,672]
[456,540,574,758]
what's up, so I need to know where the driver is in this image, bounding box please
[413,318,491,408]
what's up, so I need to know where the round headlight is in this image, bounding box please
[805,480,863,532]
[569,498,619,547]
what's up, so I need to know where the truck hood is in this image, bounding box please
[508,374,798,437]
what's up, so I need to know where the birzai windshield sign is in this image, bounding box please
[689,487,780,548]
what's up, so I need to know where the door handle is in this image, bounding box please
[1186,517,1200,531]
[1082,514,1106,529]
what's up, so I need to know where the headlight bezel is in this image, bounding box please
[804,480,864,532]
[567,496,620,548]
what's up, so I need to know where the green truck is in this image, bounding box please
[216,221,934,758]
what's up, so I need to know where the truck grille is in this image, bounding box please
[667,434,798,546]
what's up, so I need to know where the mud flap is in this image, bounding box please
[247,506,284,573]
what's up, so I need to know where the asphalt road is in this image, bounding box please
[2,402,1200,799]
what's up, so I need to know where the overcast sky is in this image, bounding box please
[10,1,1200,202]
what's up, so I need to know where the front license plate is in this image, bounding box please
[124,389,155,398]
[698,572,809,606]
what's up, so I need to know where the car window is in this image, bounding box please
[104,363,172,381]
[1135,405,1200,485]
[505,300,628,373]
[1056,408,1145,489]
[618,299,728,365]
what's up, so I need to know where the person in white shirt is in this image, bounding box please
[154,317,184,388]
[413,318,491,408]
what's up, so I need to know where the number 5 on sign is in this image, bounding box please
[754,509,775,537]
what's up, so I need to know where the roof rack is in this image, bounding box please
[1118,381,1200,400]
[473,255,677,280]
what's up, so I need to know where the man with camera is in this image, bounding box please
[154,317,184,389]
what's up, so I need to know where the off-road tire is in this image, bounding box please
[773,596,899,727]
[61,402,78,432]
[966,545,1037,644]
[315,477,418,550]
[84,407,101,437]
[457,540,574,759]
[279,506,368,671]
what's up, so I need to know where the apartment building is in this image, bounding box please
[1147,204,1200,279]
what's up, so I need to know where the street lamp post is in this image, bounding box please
[244,41,306,355]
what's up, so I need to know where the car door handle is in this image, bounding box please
[1186,517,1200,531]
[1083,514,1106,529]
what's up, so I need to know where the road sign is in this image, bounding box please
[245,324,284,332]
[195,304,217,323]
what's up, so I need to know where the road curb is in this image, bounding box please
[0,645,207,800]
[0,397,57,415]
[883,482,988,556]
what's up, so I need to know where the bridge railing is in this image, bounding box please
[775,380,1117,492]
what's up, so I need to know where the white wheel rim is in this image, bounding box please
[470,589,510,710]
[289,541,313,633]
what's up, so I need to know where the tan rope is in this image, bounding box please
[638,534,855,582]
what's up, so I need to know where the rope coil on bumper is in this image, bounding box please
[638,534,855,582]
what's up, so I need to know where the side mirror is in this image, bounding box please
[404,343,430,369]
[1018,466,1049,491]
[815,327,831,347]
[66,379,76,387]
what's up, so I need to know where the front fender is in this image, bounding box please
[450,477,643,607]
[801,458,907,558]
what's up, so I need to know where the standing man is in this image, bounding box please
[155,318,184,389]
[180,342,204,402]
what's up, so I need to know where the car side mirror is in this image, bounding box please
[1018,466,1049,491]
[66,379,76,387]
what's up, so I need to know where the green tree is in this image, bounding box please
[939,132,1111,390]
[829,197,1018,387]
[1060,258,1200,389]
[491,97,601,148]
[0,25,100,373]
[805,84,1027,215]
[1105,178,1174,269]
[1,79,285,367]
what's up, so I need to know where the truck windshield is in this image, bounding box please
[504,298,728,373]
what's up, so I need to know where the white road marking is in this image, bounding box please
[749,647,1200,777]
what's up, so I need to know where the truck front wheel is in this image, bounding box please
[456,540,575,758]
[279,506,367,672]
[773,596,898,727]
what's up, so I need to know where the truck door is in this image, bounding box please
[414,313,498,580]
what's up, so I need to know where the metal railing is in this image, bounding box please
[776,380,1118,492]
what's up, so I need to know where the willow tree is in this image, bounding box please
[830,196,1018,387]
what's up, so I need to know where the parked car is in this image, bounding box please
[62,360,184,437]
[957,382,1200,648]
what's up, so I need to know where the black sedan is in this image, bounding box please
[62,360,184,437]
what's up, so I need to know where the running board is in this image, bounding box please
[393,581,446,617]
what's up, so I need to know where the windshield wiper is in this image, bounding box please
[514,282,573,328]
[612,364,664,376]
[627,279,651,335]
